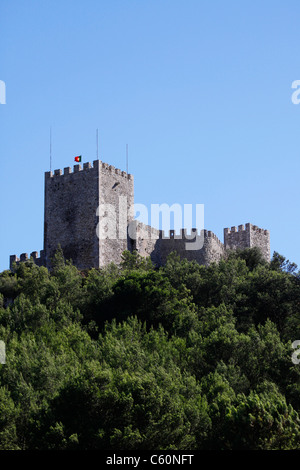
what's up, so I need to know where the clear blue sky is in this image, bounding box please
[1,0,300,272]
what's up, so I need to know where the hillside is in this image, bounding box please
[0,247,300,450]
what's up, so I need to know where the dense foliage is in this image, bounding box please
[0,246,300,450]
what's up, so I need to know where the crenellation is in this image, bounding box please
[93,160,101,170]
[10,255,19,265]
[10,250,46,270]
[224,222,270,261]
[30,250,46,267]
[73,164,81,173]
[99,161,132,179]
[203,230,223,246]
[45,160,131,181]
[158,226,225,266]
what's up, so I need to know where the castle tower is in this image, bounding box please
[224,223,270,261]
[43,160,134,270]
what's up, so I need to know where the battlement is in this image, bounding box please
[159,228,223,246]
[224,223,269,237]
[10,250,45,270]
[224,222,270,261]
[206,230,223,247]
[132,226,224,249]
[45,160,133,180]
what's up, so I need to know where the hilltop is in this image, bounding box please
[0,247,300,450]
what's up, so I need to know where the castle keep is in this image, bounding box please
[10,160,270,270]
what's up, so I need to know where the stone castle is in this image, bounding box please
[10,159,270,270]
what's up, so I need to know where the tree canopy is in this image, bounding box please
[0,248,299,450]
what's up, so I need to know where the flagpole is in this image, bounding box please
[96,129,99,160]
[50,126,52,172]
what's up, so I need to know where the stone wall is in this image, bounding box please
[224,223,270,261]
[129,221,161,265]
[98,162,134,267]
[43,160,134,270]
[158,229,225,266]
[10,250,45,270]
[249,224,270,261]
[44,161,101,270]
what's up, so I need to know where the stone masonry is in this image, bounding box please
[10,159,271,270]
